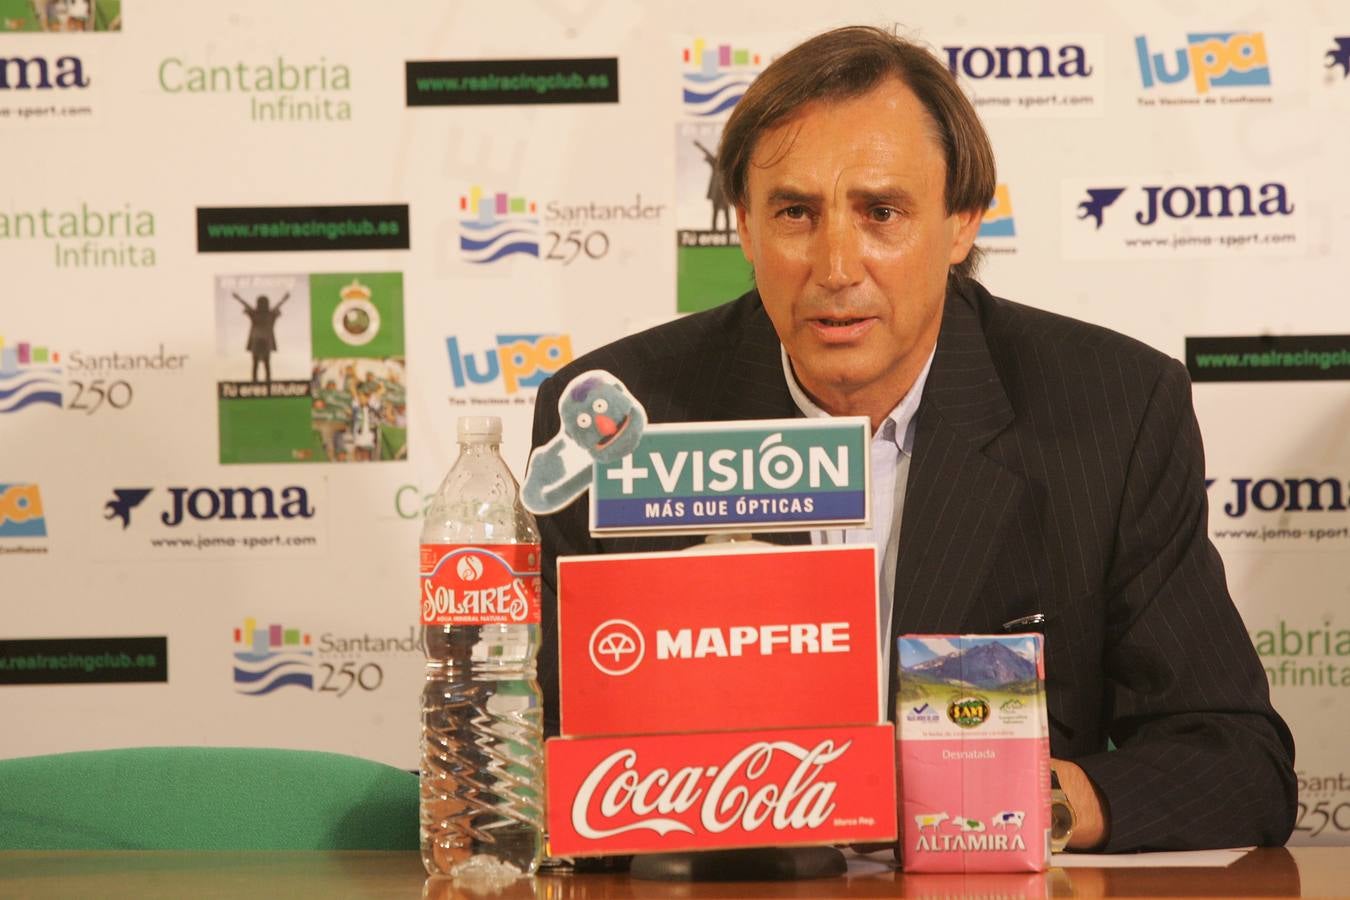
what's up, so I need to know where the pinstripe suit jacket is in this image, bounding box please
[530,277,1297,851]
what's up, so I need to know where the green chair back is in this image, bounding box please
[0,746,418,850]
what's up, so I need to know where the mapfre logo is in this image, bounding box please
[588,619,644,676]
[557,546,880,736]
[588,619,851,677]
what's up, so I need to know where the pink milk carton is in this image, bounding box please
[895,634,1050,872]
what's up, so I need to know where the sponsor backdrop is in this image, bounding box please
[1,0,1347,846]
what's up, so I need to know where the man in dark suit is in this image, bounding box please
[530,26,1295,852]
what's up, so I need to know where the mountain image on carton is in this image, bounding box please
[905,641,1037,690]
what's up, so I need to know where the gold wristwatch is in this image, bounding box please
[1049,769,1076,853]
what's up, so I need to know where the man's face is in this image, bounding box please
[736,77,981,417]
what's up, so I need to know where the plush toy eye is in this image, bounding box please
[592,397,609,414]
[575,412,592,429]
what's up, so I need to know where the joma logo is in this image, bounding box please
[106,486,316,527]
[1207,477,1347,518]
[1079,182,1293,227]
[943,44,1092,80]
[0,56,89,90]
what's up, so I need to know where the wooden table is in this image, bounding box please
[0,847,1341,898]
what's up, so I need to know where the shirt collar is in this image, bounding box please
[780,345,934,456]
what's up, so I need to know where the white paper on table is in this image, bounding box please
[843,846,1256,874]
[1052,846,1254,868]
[843,853,894,877]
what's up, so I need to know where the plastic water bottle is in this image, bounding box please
[419,416,544,878]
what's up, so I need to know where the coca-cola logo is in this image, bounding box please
[570,739,851,839]
[588,619,644,676]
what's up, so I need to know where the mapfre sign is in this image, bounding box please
[556,544,882,736]
[545,724,897,856]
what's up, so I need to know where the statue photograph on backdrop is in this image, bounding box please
[0,0,121,31]
[214,272,408,464]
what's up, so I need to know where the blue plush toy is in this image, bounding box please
[522,370,647,515]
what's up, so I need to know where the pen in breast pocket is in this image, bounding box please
[1001,613,1046,632]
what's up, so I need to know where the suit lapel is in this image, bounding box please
[887,281,1027,700]
[630,292,808,550]
[706,290,800,422]
[701,286,1026,580]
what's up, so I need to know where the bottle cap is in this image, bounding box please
[457,416,502,442]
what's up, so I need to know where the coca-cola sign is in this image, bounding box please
[546,724,896,855]
[556,545,881,736]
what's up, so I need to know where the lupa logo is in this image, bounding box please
[0,483,46,537]
[447,333,572,395]
[978,185,1015,238]
[1135,32,1270,93]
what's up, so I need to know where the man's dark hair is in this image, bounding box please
[717,25,996,278]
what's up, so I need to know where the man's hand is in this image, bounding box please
[1052,758,1109,849]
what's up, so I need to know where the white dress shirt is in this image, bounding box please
[780,346,934,689]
